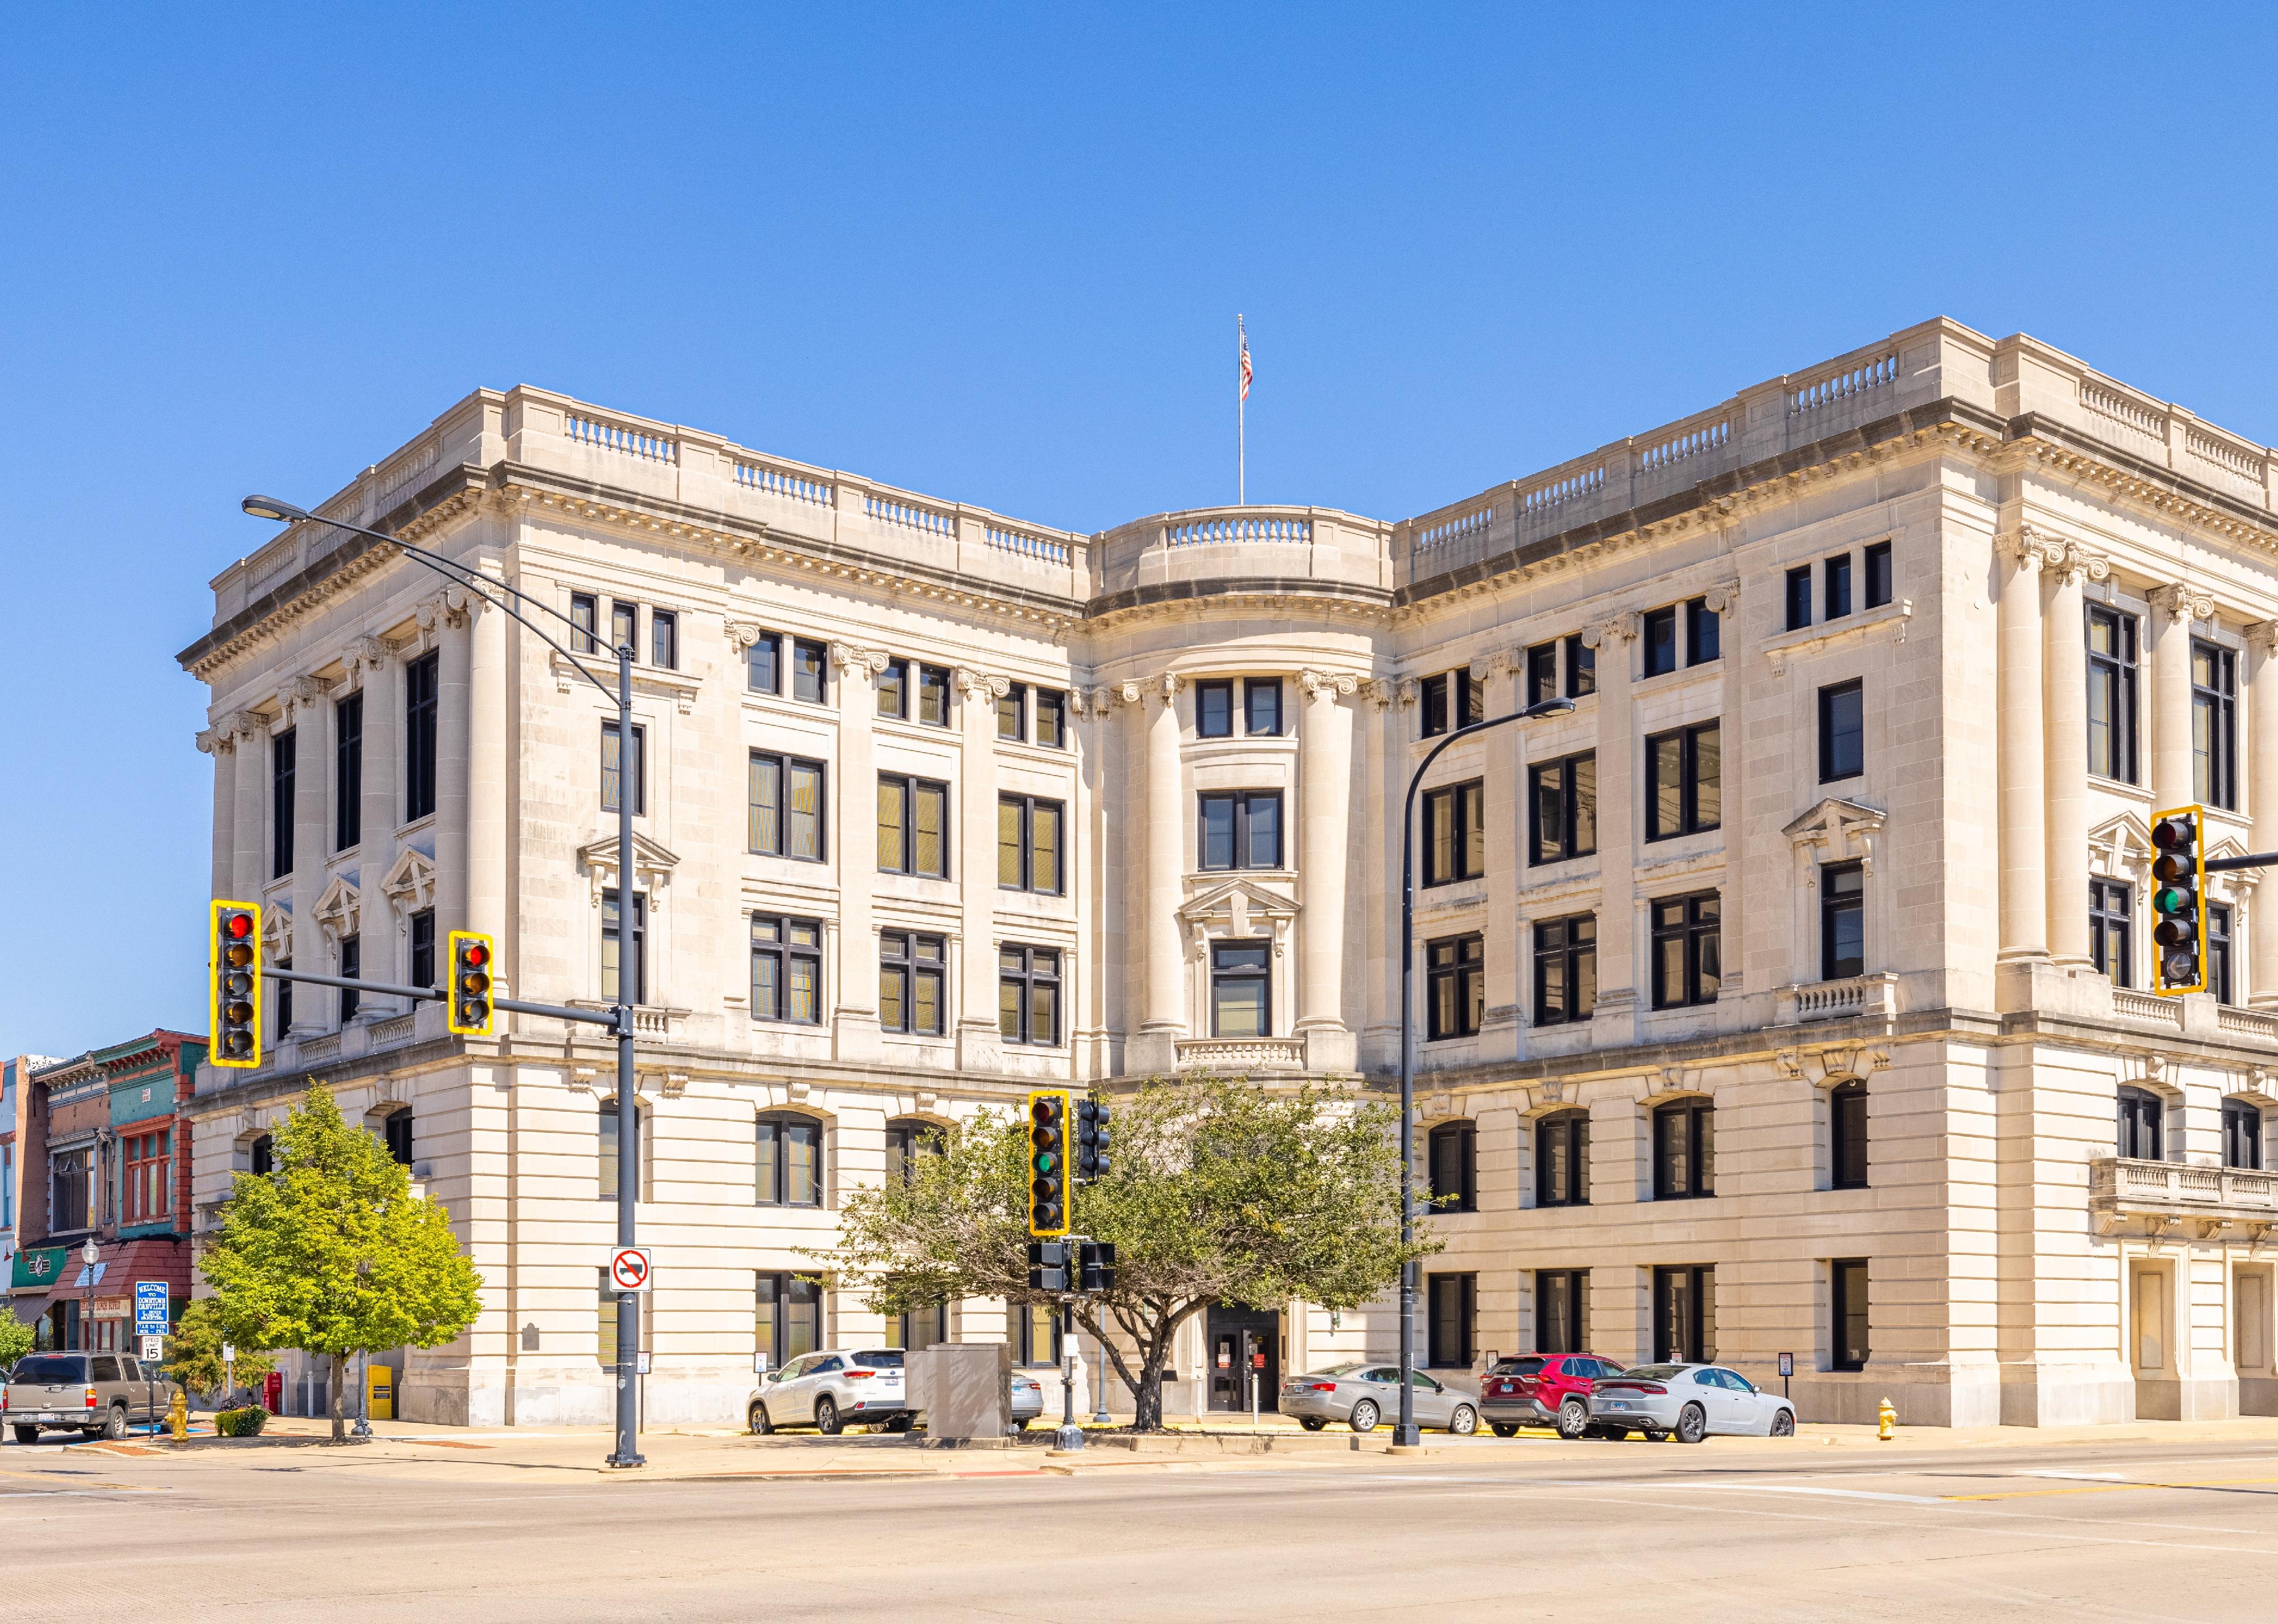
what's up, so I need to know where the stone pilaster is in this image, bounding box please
[1360,678,1406,1068]
[1130,673,1186,1077]
[2250,621,2278,1005]
[832,642,889,1063]
[228,711,268,904]
[954,666,1009,1072]
[1070,686,1117,1078]
[197,722,239,903]
[347,636,400,976]
[2040,537,2107,967]
[1294,668,1358,1072]
[285,675,332,1032]
[2148,582,2212,813]
[434,591,475,942]
[1996,534,2048,962]
[1585,612,1640,1046]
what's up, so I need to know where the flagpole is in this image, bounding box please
[1238,314,1247,506]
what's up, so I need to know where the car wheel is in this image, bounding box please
[749,1404,774,1435]
[815,1397,843,1436]
[1009,1419,1029,1431]
[1298,1417,1325,1431]
[1448,1404,1479,1436]
[884,1415,912,1434]
[1675,1403,1707,1445]
[1770,1409,1796,1438]
[1490,1422,1518,1438]
[103,1406,128,1441]
[11,1425,38,1446]
[1556,1398,1590,1439]
[1349,1398,1380,1434]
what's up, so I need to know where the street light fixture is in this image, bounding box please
[79,1237,100,1355]
[1394,695,1575,1447]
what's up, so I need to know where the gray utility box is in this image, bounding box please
[905,1343,1011,1441]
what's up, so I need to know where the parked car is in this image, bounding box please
[1277,1362,1479,1435]
[4,1352,181,1443]
[1477,1352,1625,1438]
[1007,1370,1046,1429]
[748,1348,909,1435]
[1584,1362,1798,1443]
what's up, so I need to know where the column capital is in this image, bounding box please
[1999,524,2109,585]
[1297,668,1359,701]
[1700,578,1742,615]
[2248,619,2278,655]
[1360,677,1403,708]
[1582,610,1640,649]
[1067,685,1117,715]
[724,619,766,652]
[344,634,393,672]
[2148,582,2216,625]
[195,727,232,757]
[280,674,332,717]
[956,666,1011,699]
[1116,673,1181,707]
[830,640,891,680]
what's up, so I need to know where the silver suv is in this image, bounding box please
[5,1352,180,1443]
[750,1348,909,1435]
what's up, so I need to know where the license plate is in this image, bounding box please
[1601,1400,1630,1410]
[37,1413,58,1422]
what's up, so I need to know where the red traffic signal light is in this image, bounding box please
[447,930,496,1036]
[209,901,263,1069]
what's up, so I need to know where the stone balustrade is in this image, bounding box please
[2090,1156,2278,1233]
[1174,1037,1307,1074]
[1773,972,1900,1026]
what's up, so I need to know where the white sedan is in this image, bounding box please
[1584,1363,1797,1443]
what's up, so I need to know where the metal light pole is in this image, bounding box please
[79,1237,99,1355]
[239,496,644,1467]
[1394,696,1574,1447]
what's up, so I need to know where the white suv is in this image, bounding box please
[749,1348,909,1435]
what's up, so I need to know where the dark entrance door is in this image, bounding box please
[1205,1304,1281,1414]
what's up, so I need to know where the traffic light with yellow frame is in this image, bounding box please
[448,930,496,1035]
[2150,805,2207,995]
[1026,1088,1071,1237]
[210,900,263,1068]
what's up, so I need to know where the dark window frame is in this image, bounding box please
[2194,638,2239,810]
[1034,688,1067,749]
[2222,1097,2264,1171]
[1832,1259,1869,1372]
[338,934,360,1025]
[756,1111,825,1207]
[271,726,296,878]
[1208,940,1272,1038]
[998,944,1062,1047]
[1532,914,1597,1027]
[610,599,638,656]
[1565,635,1595,698]
[1785,565,1812,631]
[1195,679,1235,739]
[2118,1086,2164,1161]
[1653,1264,1715,1364]
[1685,596,1721,665]
[790,637,828,704]
[1864,540,1893,610]
[1642,605,1680,678]
[1824,553,1854,620]
[2091,877,2133,988]
[1526,642,1559,707]
[1534,1111,1590,1207]
[879,932,946,1037]
[1427,1121,1476,1213]
[1650,892,1721,1010]
[2210,902,2235,1005]
[602,888,647,1007]
[1818,679,1864,782]
[877,658,909,719]
[876,773,950,879]
[1245,678,1283,736]
[1644,721,1720,841]
[405,650,439,823]
[916,663,952,727]
[1426,1272,1476,1369]
[601,720,647,817]
[1821,861,1865,980]
[1422,780,1485,886]
[746,630,782,695]
[998,682,1028,742]
[650,609,678,671]
[1536,1269,1588,1355]
[1830,1081,1868,1190]
[749,752,827,862]
[756,1271,822,1372]
[409,909,436,992]
[1652,1098,1715,1199]
[571,592,599,655]
[2086,604,2140,785]
[997,794,1066,894]
[750,913,824,1026]
[334,691,363,851]
[1198,790,1283,872]
[1528,752,1598,866]
[382,1109,413,1168]
[1424,934,1484,1041]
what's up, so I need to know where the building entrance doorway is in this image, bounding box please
[1205,1304,1280,1415]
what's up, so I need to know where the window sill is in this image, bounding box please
[1762,598,1913,677]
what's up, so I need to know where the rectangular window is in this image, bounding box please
[877,775,949,878]
[1821,862,1865,981]
[271,727,296,878]
[1426,1273,1475,1369]
[1428,1123,1475,1212]
[1528,753,1598,865]
[571,592,598,655]
[611,600,638,656]
[275,961,292,1038]
[747,630,782,695]
[1818,679,1864,782]
[879,932,946,1037]
[334,692,363,850]
[1654,1099,1715,1199]
[405,650,438,822]
[2090,878,2133,988]
[1034,688,1067,749]
[1686,597,1720,665]
[755,1114,823,1207]
[49,1148,91,1233]
[755,1271,822,1373]
[2223,1099,2264,1170]
[1196,679,1234,738]
[1824,553,1853,620]
[2194,639,2238,810]
[602,890,647,1006]
[1864,540,1893,610]
[877,658,908,719]
[1535,1113,1589,1207]
[1653,1265,1715,1364]
[1644,722,1720,840]
[1422,781,1485,886]
[749,753,826,860]
[998,945,1062,1046]
[1210,941,1271,1038]
[650,609,677,671]
[998,682,1028,742]
[1198,791,1283,871]
[1832,1259,1869,1372]
[997,795,1065,893]
[1650,892,1721,1009]
[410,908,435,992]
[1245,678,1283,736]
[124,1131,170,1223]
[1419,673,1448,738]
[749,915,823,1024]
[1426,935,1484,1040]
[1016,1301,1062,1368]
[1565,635,1595,698]
[2086,605,2140,784]
[2118,1088,2163,1160]
[1526,642,1558,708]
[1831,1083,1868,1190]
[1785,565,1812,631]
[790,637,827,704]
[1532,915,1597,1027]
[1642,605,1679,678]
[338,935,360,1025]
[601,721,647,817]
[916,663,951,726]
[1536,1270,1587,1354]
[2210,903,2234,1005]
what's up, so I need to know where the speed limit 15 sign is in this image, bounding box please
[608,1247,652,1293]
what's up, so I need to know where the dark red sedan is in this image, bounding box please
[1477,1352,1625,1438]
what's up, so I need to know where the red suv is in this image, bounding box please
[1478,1353,1623,1438]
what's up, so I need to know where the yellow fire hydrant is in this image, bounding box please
[167,1391,189,1442]
[1876,1397,1896,1442]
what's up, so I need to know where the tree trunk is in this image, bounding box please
[328,1356,345,1442]
[1134,1362,1165,1431]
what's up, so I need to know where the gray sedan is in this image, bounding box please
[1277,1362,1480,1434]
[1585,1362,1797,1443]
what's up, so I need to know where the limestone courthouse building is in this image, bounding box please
[178,318,2278,1431]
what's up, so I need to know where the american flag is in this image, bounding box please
[1239,317,1252,402]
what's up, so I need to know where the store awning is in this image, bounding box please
[10,1247,68,1292]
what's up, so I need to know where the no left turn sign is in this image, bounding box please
[609,1246,652,1292]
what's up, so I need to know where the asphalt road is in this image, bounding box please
[5,1434,2277,1621]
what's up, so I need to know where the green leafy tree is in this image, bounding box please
[160,1296,275,1401]
[821,1075,1431,1430]
[0,1313,32,1374]
[201,1083,484,1440]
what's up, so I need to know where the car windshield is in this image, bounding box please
[11,1356,87,1385]
[1312,1362,1370,1378]
[1614,1364,1687,1382]
[851,1351,904,1369]
[1489,1357,1546,1377]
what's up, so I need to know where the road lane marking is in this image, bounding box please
[2015,1470,2130,1481]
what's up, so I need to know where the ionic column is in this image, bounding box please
[1134,674,1187,1072]
[2042,540,2106,967]
[348,638,399,972]
[434,594,473,939]
[1360,679,1408,1068]
[2148,583,2207,813]
[468,593,508,956]
[1585,613,1641,1044]
[954,667,1009,1071]
[1295,670,1358,1071]
[2250,622,2278,1004]
[227,711,267,902]
[832,643,887,1062]
[1071,687,1117,1075]
[197,724,237,902]
[1997,537,2048,960]
[286,676,332,1031]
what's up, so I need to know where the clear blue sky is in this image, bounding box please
[5,3,2276,1055]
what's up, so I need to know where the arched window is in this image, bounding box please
[599,1098,652,1202]
[885,1118,944,1185]
[1830,1082,1868,1190]
[757,1112,824,1207]
[1652,1099,1714,1199]
[2118,1087,2164,1161]
[2223,1097,2265,1170]
[381,1108,414,1168]
[249,1135,274,1177]
[1427,1121,1476,1213]
[1534,1111,1589,1207]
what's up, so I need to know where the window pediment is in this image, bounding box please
[578,831,681,908]
[379,846,437,917]
[1784,796,1885,873]
[313,875,360,941]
